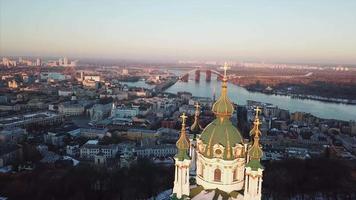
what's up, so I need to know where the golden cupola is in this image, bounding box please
[211,63,234,117]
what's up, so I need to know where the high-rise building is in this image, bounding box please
[63,56,68,66]
[36,58,41,66]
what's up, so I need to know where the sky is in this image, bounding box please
[1,0,356,64]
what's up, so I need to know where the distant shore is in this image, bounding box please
[243,86,356,105]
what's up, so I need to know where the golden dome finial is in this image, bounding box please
[191,103,202,138]
[212,62,234,118]
[253,106,262,138]
[180,112,188,129]
[248,108,263,161]
[176,112,190,157]
[220,62,230,81]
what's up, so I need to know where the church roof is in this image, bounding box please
[200,118,243,159]
[246,159,264,171]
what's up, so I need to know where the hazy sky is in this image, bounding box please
[1,0,356,64]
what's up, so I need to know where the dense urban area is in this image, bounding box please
[0,57,356,200]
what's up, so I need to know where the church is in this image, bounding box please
[171,63,264,200]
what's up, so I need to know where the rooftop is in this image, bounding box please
[86,140,99,145]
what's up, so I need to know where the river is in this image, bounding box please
[122,70,356,121]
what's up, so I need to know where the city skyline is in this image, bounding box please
[1,0,356,64]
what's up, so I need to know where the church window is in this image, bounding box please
[214,168,221,182]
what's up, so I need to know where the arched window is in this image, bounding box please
[233,168,238,181]
[214,168,221,182]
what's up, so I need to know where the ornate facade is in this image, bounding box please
[172,63,264,200]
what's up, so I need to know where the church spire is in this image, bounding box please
[211,62,234,118]
[173,113,191,199]
[220,62,230,98]
[190,103,202,139]
[247,107,264,169]
[176,113,190,161]
[244,106,264,200]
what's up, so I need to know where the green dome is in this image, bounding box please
[246,159,264,171]
[176,129,190,161]
[200,118,243,160]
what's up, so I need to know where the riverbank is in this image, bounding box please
[153,77,178,93]
[243,86,356,105]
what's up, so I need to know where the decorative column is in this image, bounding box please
[173,113,191,199]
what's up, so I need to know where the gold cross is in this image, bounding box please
[254,106,262,117]
[220,62,230,78]
[180,112,188,125]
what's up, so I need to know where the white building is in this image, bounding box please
[58,100,85,116]
[66,144,80,157]
[43,132,66,147]
[36,58,41,66]
[80,140,119,160]
[111,103,139,118]
[84,75,100,82]
[122,69,129,75]
[135,144,177,158]
[0,112,64,129]
[88,103,112,122]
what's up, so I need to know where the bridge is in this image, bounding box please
[179,68,313,82]
[179,68,224,82]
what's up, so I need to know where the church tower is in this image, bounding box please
[190,103,202,175]
[173,113,191,199]
[195,63,246,193]
[244,107,264,200]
